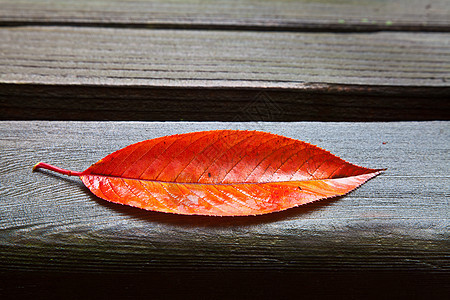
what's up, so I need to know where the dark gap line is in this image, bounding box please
[1,21,450,33]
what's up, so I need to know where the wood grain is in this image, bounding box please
[0,0,449,31]
[1,27,449,88]
[1,121,448,271]
[1,1,448,297]
[1,121,449,297]
[1,26,449,121]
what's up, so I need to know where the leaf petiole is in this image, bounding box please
[33,162,83,177]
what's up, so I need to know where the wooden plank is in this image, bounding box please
[1,26,449,121]
[1,121,449,297]
[1,27,449,88]
[1,121,448,269]
[0,0,449,31]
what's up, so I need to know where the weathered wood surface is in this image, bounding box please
[1,0,449,296]
[2,27,449,87]
[0,0,449,31]
[1,121,448,274]
[1,121,449,297]
[1,27,449,121]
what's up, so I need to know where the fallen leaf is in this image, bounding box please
[33,130,384,216]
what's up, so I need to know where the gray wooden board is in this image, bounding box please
[1,27,449,88]
[0,0,449,31]
[0,121,449,275]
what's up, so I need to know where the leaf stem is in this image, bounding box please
[32,162,83,176]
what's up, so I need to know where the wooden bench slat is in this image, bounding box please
[1,27,449,88]
[1,27,449,121]
[2,26,449,87]
[0,0,449,31]
[1,121,448,274]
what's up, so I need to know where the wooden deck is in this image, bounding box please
[0,0,449,298]
[1,0,450,31]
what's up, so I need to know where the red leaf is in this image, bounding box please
[34,130,384,216]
